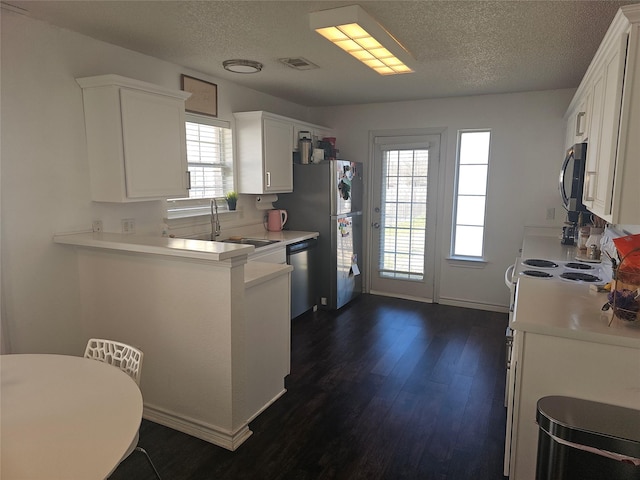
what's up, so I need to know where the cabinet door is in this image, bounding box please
[263,117,293,192]
[583,36,627,220]
[120,88,188,199]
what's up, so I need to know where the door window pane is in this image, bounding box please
[379,148,429,280]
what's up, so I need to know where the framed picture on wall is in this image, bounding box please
[181,74,217,117]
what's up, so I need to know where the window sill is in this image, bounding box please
[446,256,488,268]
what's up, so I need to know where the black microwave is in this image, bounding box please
[559,143,587,212]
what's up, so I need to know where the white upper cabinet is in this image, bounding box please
[582,33,626,219]
[567,6,640,224]
[564,90,591,149]
[77,75,191,202]
[234,111,294,194]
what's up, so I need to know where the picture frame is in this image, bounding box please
[181,74,217,117]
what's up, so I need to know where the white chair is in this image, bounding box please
[84,338,161,480]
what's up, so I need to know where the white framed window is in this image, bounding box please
[451,130,491,258]
[166,113,233,218]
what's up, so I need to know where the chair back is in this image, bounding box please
[84,338,143,385]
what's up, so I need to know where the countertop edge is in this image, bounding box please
[244,263,294,288]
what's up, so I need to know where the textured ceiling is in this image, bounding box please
[6,0,640,107]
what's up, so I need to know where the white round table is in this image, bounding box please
[1,354,143,480]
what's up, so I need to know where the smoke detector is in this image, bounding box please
[279,58,319,71]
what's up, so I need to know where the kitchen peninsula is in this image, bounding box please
[54,231,316,450]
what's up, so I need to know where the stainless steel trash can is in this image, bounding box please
[536,396,640,480]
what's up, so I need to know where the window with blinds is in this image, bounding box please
[452,130,491,258]
[166,113,233,218]
[379,147,429,280]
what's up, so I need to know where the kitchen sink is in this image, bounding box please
[220,238,280,248]
[174,234,279,248]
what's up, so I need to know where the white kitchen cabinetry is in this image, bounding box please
[234,111,294,194]
[565,6,640,224]
[77,75,191,202]
[563,91,591,148]
[508,330,640,479]
[244,266,291,420]
[582,33,627,219]
[249,245,286,264]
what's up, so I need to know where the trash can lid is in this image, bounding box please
[537,396,640,458]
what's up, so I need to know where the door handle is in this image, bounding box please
[372,222,380,229]
[266,171,271,188]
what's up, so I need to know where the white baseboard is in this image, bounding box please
[143,403,252,451]
[438,297,509,313]
[369,290,434,303]
[369,291,509,314]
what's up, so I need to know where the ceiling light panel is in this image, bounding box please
[310,5,414,76]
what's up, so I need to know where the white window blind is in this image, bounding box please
[166,114,233,218]
[379,147,429,280]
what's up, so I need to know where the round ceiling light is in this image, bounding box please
[223,59,263,74]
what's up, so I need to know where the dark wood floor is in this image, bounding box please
[110,294,508,480]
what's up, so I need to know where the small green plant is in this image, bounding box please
[225,191,238,210]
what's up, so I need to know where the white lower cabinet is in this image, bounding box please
[77,75,191,202]
[507,331,640,479]
[244,270,291,420]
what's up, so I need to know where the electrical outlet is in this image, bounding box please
[92,220,103,233]
[121,218,135,234]
[546,207,555,220]
[321,297,328,306]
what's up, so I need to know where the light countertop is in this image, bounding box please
[53,230,318,262]
[513,230,640,349]
[513,276,640,348]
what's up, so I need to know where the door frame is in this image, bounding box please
[364,128,448,303]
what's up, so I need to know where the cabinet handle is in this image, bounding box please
[575,111,586,136]
[186,171,191,190]
[266,171,271,188]
[584,171,596,201]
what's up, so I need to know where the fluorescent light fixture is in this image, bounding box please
[309,5,414,76]
[222,59,263,74]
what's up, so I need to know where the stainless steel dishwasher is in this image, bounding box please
[286,238,317,319]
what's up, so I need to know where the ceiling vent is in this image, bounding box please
[279,57,319,71]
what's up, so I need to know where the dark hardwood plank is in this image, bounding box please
[109,294,508,480]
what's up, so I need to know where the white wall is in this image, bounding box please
[310,90,575,310]
[0,12,310,354]
[0,11,585,354]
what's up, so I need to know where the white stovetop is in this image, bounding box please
[512,230,640,349]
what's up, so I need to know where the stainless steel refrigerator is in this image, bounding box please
[276,160,363,310]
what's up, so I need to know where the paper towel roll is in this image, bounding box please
[255,194,278,210]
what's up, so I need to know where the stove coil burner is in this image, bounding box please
[565,262,593,271]
[521,270,554,278]
[560,272,602,283]
[523,259,559,269]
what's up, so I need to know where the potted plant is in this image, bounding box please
[225,191,238,211]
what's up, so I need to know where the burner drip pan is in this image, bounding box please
[522,270,554,278]
[560,272,602,283]
[523,259,559,269]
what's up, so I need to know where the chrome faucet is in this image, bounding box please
[211,198,221,240]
